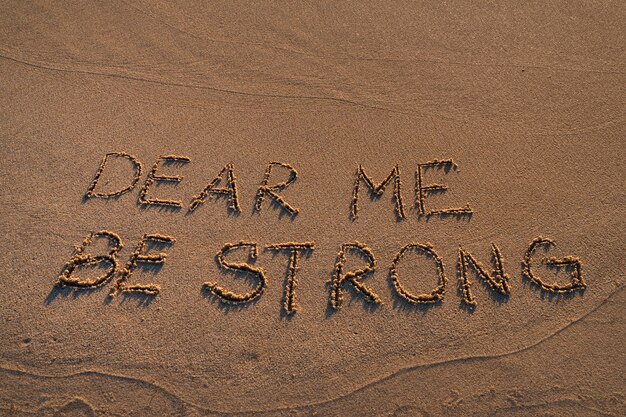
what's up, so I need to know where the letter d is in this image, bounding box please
[85,152,143,199]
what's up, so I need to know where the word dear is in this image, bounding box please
[84,152,472,218]
[57,231,586,313]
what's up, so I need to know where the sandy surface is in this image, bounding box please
[1,1,625,416]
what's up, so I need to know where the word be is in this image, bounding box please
[57,231,586,313]
[57,230,175,298]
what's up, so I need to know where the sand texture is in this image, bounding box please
[1,1,625,416]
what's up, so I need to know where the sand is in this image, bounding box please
[1,1,625,416]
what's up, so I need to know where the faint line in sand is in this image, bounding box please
[0,49,463,123]
[118,0,626,76]
[2,50,624,136]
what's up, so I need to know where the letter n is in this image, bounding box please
[457,243,511,307]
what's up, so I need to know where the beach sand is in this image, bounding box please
[1,1,625,416]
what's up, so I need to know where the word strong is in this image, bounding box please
[85,152,300,216]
